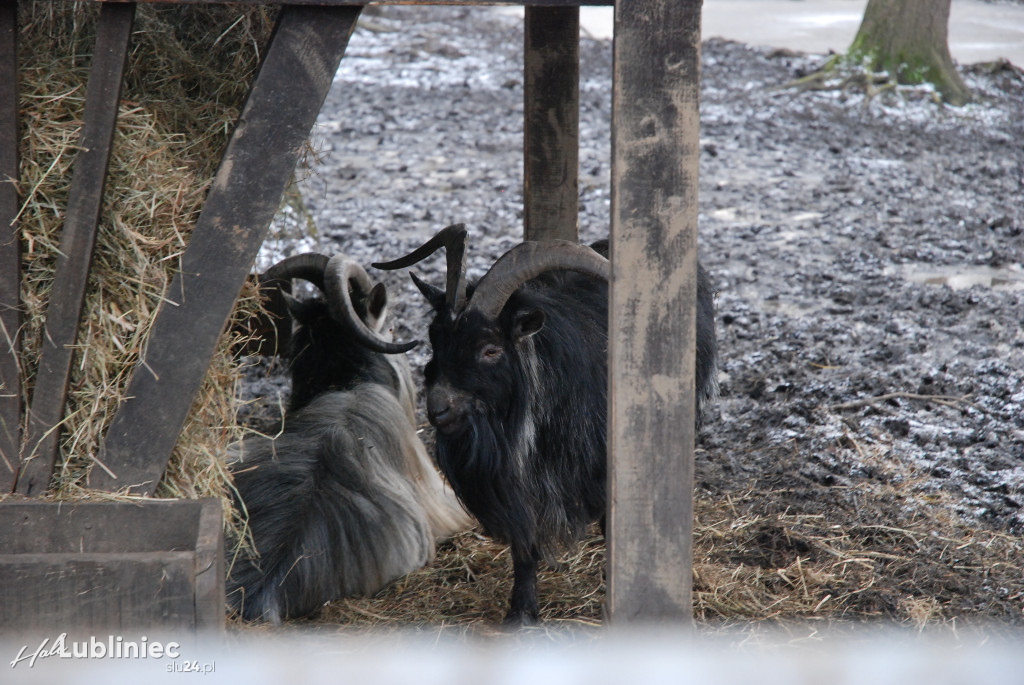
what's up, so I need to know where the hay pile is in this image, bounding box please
[13,1,275,501]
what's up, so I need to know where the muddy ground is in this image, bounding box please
[243,6,1024,630]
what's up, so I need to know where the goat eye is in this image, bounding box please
[479,344,503,362]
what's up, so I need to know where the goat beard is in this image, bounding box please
[432,400,596,562]
[433,405,547,559]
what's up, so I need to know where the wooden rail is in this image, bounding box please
[0,0,19,492]
[524,6,580,242]
[98,0,613,5]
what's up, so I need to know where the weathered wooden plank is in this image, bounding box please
[523,5,579,242]
[192,499,226,632]
[0,553,198,633]
[606,0,703,624]
[97,0,614,6]
[0,500,204,554]
[15,2,136,496]
[93,6,363,495]
[0,499,222,635]
[0,0,20,492]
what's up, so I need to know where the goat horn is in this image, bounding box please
[261,253,330,290]
[324,255,419,354]
[372,223,468,317]
[464,241,610,321]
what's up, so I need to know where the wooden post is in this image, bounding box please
[0,0,19,492]
[92,5,363,495]
[523,5,579,242]
[606,0,703,624]
[15,2,136,496]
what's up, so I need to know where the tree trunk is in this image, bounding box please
[848,0,970,105]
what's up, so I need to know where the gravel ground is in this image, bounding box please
[249,6,1024,552]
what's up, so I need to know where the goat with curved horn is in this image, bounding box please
[263,252,417,355]
[227,250,469,623]
[374,226,718,625]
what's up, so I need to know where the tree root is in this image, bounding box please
[778,63,952,110]
[777,65,900,107]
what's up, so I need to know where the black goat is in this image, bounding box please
[226,253,470,623]
[374,224,717,625]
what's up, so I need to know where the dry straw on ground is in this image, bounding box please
[234,431,1024,638]
[11,2,274,505]
[259,476,1023,639]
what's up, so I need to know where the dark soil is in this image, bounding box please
[243,5,1024,629]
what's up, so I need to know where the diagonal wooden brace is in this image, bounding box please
[15,2,136,496]
[91,5,364,496]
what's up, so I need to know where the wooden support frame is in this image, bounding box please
[15,2,137,496]
[10,0,706,627]
[0,0,19,492]
[607,0,703,624]
[523,5,579,242]
[92,5,364,495]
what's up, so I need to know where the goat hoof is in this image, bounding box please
[502,608,539,628]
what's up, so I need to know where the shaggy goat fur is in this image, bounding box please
[227,291,469,623]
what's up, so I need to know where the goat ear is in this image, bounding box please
[281,291,304,319]
[366,282,388,331]
[410,272,446,311]
[512,308,545,340]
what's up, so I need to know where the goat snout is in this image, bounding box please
[427,384,469,436]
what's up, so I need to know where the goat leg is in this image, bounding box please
[503,554,539,626]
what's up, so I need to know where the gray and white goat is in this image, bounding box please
[226,253,471,623]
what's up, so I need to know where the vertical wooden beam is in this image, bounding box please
[92,6,363,496]
[523,5,579,242]
[193,498,226,632]
[0,0,20,492]
[607,0,703,624]
[15,2,136,496]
